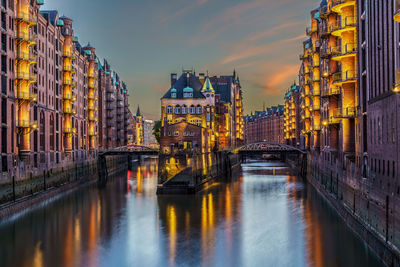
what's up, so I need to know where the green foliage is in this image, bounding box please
[153,120,161,144]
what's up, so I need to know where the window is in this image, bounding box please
[40,111,45,151]
[190,105,195,114]
[171,92,176,98]
[167,105,172,114]
[174,131,179,136]
[182,105,187,114]
[175,105,180,114]
[50,114,54,150]
[184,92,193,98]
[196,105,202,114]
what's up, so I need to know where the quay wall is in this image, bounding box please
[307,151,400,266]
[0,155,128,219]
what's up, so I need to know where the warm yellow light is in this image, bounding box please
[323,72,329,77]
[322,120,328,126]
[393,85,400,93]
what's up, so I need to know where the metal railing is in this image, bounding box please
[332,70,357,83]
[333,107,357,118]
[16,11,37,25]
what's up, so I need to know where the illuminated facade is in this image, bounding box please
[244,106,285,145]
[134,106,144,146]
[0,1,131,179]
[160,70,243,153]
[284,84,301,147]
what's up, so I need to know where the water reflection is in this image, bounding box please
[0,159,384,267]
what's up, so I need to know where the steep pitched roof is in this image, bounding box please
[136,106,142,117]
[202,77,214,92]
[162,72,205,99]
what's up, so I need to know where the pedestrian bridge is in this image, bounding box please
[229,142,305,155]
[99,145,159,156]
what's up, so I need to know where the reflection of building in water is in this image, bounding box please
[157,181,242,265]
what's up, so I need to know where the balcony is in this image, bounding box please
[88,93,97,100]
[63,51,75,59]
[63,65,76,73]
[106,114,114,119]
[306,24,318,36]
[64,127,77,134]
[16,31,37,44]
[17,120,37,129]
[106,96,115,102]
[88,83,96,89]
[16,12,37,25]
[16,51,29,61]
[106,104,114,110]
[64,107,76,114]
[332,70,357,84]
[333,106,357,118]
[63,79,76,86]
[312,60,319,68]
[63,93,77,101]
[17,91,36,101]
[88,72,96,78]
[328,117,341,125]
[331,0,356,13]
[89,130,98,136]
[330,16,356,36]
[322,86,341,97]
[332,43,357,60]
[16,72,30,81]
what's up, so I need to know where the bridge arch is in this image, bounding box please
[229,142,305,154]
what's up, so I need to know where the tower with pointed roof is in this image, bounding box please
[135,106,144,146]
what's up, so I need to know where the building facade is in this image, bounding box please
[0,0,131,180]
[160,70,244,153]
[283,84,301,147]
[244,106,285,145]
[290,0,400,262]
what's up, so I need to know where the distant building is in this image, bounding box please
[244,106,285,144]
[134,106,144,146]
[143,120,157,146]
[284,84,301,147]
[160,70,244,153]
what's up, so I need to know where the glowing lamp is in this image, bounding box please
[323,72,329,77]
[322,120,328,126]
[393,84,400,93]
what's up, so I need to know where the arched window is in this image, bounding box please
[190,105,195,114]
[182,105,187,114]
[196,105,202,114]
[50,114,55,150]
[40,111,45,151]
[175,105,181,114]
[167,105,173,114]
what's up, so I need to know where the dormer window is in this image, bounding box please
[171,88,177,98]
[183,87,193,98]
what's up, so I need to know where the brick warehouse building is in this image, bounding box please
[244,106,285,145]
[286,0,400,263]
[0,0,131,180]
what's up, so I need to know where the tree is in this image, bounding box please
[153,120,161,144]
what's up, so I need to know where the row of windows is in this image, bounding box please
[371,158,395,178]
[369,113,395,145]
[166,105,203,115]
[167,131,196,137]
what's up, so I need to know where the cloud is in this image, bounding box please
[220,34,304,64]
[262,64,299,96]
[160,0,209,24]
[247,20,305,41]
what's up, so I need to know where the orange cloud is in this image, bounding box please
[263,64,299,96]
[220,34,304,64]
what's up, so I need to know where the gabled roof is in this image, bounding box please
[162,72,205,99]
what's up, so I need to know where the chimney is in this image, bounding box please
[199,73,205,83]
[171,73,177,86]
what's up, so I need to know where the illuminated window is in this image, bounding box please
[175,105,181,114]
[182,105,187,114]
[190,105,195,114]
[174,131,179,136]
[196,105,202,114]
[167,105,173,114]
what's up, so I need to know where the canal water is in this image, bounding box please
[0,159,384,267]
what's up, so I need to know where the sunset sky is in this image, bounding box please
[44,0,321,119]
